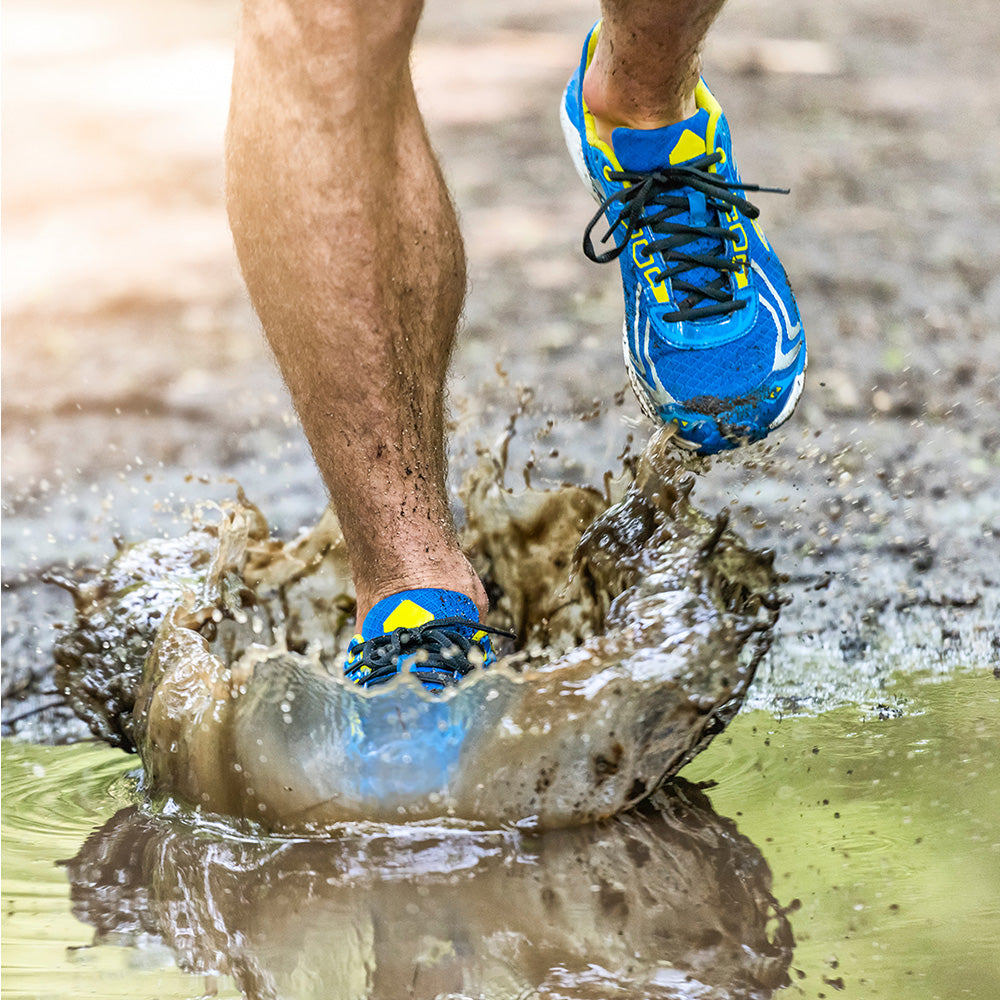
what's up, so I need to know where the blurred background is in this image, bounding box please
[2,2,999,998]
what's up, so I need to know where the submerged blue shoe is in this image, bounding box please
[344,589,513,693]
[561,23,807,454]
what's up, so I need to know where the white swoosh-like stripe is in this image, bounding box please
[633,279,642,357]
[639,285,672,399]
[752,260,797,334]
[769,369,806,430]
[632,281,648,381]
[752,260,802,371]
[642,303,657,393]
[759,294,798,370]
[625,281,678,407]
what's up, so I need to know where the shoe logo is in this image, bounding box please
[383,600,434,631]
[669,129,707,166]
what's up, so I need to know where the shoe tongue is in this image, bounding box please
[361,588,480,640]
[612,108,711,172]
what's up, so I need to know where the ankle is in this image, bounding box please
[583,76,698,147]
[581,38,698,147]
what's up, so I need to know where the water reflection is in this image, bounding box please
[62,779,793,1000]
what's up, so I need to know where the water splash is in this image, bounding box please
[54,429,781,829]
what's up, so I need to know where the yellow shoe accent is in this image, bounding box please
[382,599,435,631]
[580,22,623,167]
[669,129,708,165]
[694,79,723,169]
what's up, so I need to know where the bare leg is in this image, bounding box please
[226,0,484,623]
[582,0,726,142]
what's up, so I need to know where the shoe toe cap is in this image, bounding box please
[656,359,806,454]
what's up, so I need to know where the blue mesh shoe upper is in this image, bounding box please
[561,23,807,454]
[344,589,513,693]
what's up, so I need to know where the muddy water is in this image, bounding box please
[3,669,996,1000]
[5,423,998,999]
[51,429,780,829]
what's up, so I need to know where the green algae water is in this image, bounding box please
[0,741,243,999]
[685,669,1000,1000]
[3,667,997,1000]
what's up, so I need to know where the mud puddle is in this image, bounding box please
[4,421,995,1000]
[3,393,997,998]
[3,668,996,1000]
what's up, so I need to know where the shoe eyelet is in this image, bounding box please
[603,164,614,181]
[717,150,727,165]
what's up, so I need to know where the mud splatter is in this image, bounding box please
[54,429,781,829]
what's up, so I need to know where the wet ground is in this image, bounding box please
[2,0,999,996]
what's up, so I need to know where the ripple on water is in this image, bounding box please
[2,742,134,920]
[2,741,135,847]
[1,742,154,998]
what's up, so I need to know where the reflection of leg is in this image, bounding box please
[61,783,793,997]
[226,0,484,624]
[583,0,726,140]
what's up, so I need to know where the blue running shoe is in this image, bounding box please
[344,589,513,693]
[561,23,807,454]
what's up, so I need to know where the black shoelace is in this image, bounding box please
[583,151,786,322]
[346,617,516,689]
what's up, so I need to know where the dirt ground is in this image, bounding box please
[3,0,999,738]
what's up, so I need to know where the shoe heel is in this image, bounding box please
[559,91,601,202]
